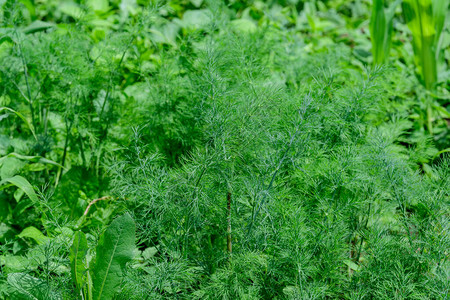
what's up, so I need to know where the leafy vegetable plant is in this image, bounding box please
[0,0,449,299]
[70,213,136,300]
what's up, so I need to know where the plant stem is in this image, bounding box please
[15,31,36,132]
[227,191,232,254]
[83,196,112,216]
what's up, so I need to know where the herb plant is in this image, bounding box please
[0,0,449,299]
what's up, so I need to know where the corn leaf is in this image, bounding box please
[371,0,387,64]
[432,0,449,55]
[370,0,401,64]
[402,0,448,90]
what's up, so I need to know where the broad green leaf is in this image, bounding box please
[370,0,387,64]
[70,231,88,290]
[92,213,135,300]
[0,255,29,272]
[59,1,84,19]
[344,259,361,271]
[18,226,50,245]
[230,19,257,34]
[142,247,157,260]
[432,0,449,55]
[87,0,109,13]
[12,198,33,217]
[0,157,26,180]
[23,21,55,34]
[19,0,36,20]
[181,10,211,29]
[191,0,203,7]
[14,188,25,202]
[370,0,401,64]
[0,175,38,203]
[402,0,448,90]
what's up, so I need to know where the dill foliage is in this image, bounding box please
[0,1,448,299]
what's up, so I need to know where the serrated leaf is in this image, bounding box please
[70,231,88,290]
[92,213,135,300]
[59,1,84,19]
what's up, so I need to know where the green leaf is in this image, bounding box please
[0,107,36,140]
[0,255,29,272]
[87,0,109,13]
[370,0,401,64]
[370,0,387,64]
[18,0,36,20]
[0,175,39,203]
[181,10,211,30]
[70,231,88,290]
[142,247,157,260]
[58,1,84,19]
[18,226,50,245]
[92,213,135,300]
[0,152,63,168]
[230,19,257,34]
[432,0,450,57]
[344,259,361,271]
[0,157,26,180]
[402,0,448,90]
[191,0,203,8]
[23,21,55,34]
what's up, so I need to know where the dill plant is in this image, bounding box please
[0,1,448,299]
[110,17,449,299]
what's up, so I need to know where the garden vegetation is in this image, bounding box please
[0,0,449,299]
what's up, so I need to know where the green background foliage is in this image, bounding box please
[0,0,448,299]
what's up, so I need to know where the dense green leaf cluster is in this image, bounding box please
[110,27,449,298]
[0,0,448,299]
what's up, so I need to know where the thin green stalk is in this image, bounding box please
[15,31,37,132]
